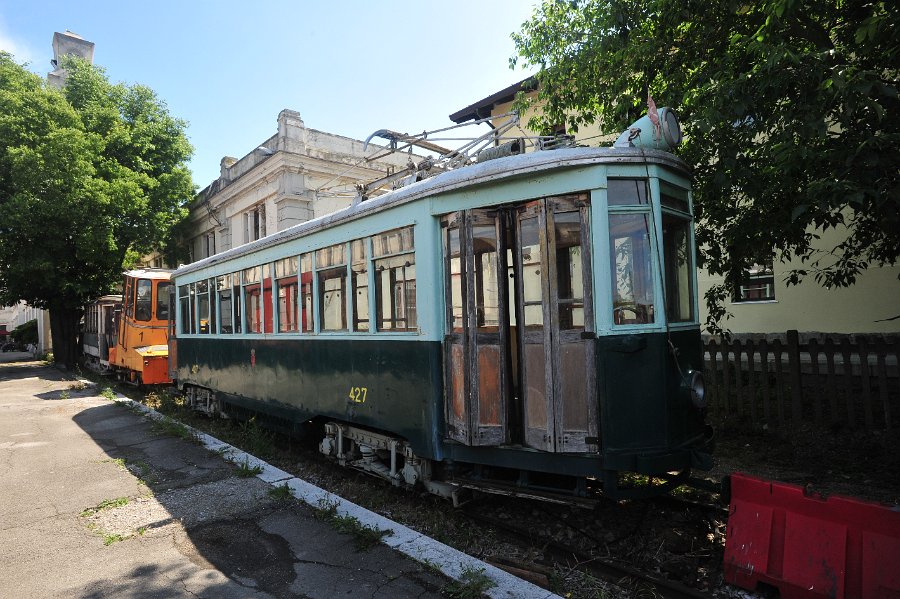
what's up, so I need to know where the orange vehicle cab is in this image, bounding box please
[109,269,174,385]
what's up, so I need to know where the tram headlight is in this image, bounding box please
[687,370,706,409]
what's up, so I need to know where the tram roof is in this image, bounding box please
[175,146,689,278]
[123,268,174,280]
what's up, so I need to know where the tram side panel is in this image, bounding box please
[598,328,709,473]
[176,336,444,458]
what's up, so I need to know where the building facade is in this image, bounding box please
[185,110,423,263]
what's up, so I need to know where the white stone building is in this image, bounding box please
[185,109,423,262]
[47,30,94,89]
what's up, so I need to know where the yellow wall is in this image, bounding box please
[489,95,613,146]
[698,226,900,334]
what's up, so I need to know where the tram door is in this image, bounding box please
[516,195,597,452]
[443,210,509,446]
[443,197,597,452]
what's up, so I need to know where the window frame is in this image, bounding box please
[606,178,658,328]
[732,262,777,303]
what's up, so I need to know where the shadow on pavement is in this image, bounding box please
[65,389,446,598]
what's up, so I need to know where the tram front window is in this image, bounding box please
[609,214,655,325]
[662,214,694,323]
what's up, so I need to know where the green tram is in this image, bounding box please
[172,123,713,501]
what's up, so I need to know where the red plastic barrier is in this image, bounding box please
[724,472,900,599]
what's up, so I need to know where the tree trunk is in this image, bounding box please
[49,304,82,370]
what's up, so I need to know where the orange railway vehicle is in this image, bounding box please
[108,268,174,385]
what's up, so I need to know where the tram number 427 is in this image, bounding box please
[348,387,368,404]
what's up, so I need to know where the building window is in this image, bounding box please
[244,204,266,243]
[203,232,216,258]
[734,263,776,302]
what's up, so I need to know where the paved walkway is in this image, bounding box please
[0,358,556,599]
[0,360,449,599]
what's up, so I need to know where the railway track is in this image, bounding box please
[461,504,717,599]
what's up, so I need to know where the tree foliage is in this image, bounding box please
[511,0,899,331]
[0,53,193,365]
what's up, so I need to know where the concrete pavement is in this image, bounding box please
[0,359,448,599]
[0,358,558,599]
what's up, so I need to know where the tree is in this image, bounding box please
[0,53,192,367]
[511,0,899,332]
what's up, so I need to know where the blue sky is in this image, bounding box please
[0,0,538,189]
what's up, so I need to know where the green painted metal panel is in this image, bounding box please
[177,337,443,457]
[597,329,707,466]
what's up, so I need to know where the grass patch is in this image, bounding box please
[268,483,293,501]
[80,497,129,517]
[58,390,70,400]
[237,417,275,459]
[127,460,155,486]
[68,381,89,391]
[444,564,496,599]
[103,532,127,546]
[99,387,117,401]
[151,417,197,442]
[235,458,264,478]
[145,390,181,412]
[313,497,389,550]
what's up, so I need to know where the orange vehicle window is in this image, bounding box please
[135,279,153,321]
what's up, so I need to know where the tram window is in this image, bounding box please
[275,256,299,333]
[609,214,655,325]
[217,275,233,334]
[374,226,416,332]
[300,254,313,332]
[661,182,690,213]
[261,264,273,333]
[375,255,416,331]
[607,179,649,206]
[197,279,210,334]
[135,279,153,322]
[243,266,262,334]
[232,273,242,334]
[447,227,464,332]
[317,243,347,331]
[554,212,585,330]
[157,282,172,321]
[178,285,193,335]
[208,279,216,333]
[662,214,694,322]
[520,217,543,328]
[472,225,500,330]
[351,240,369,332]
[373,226,414,257]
